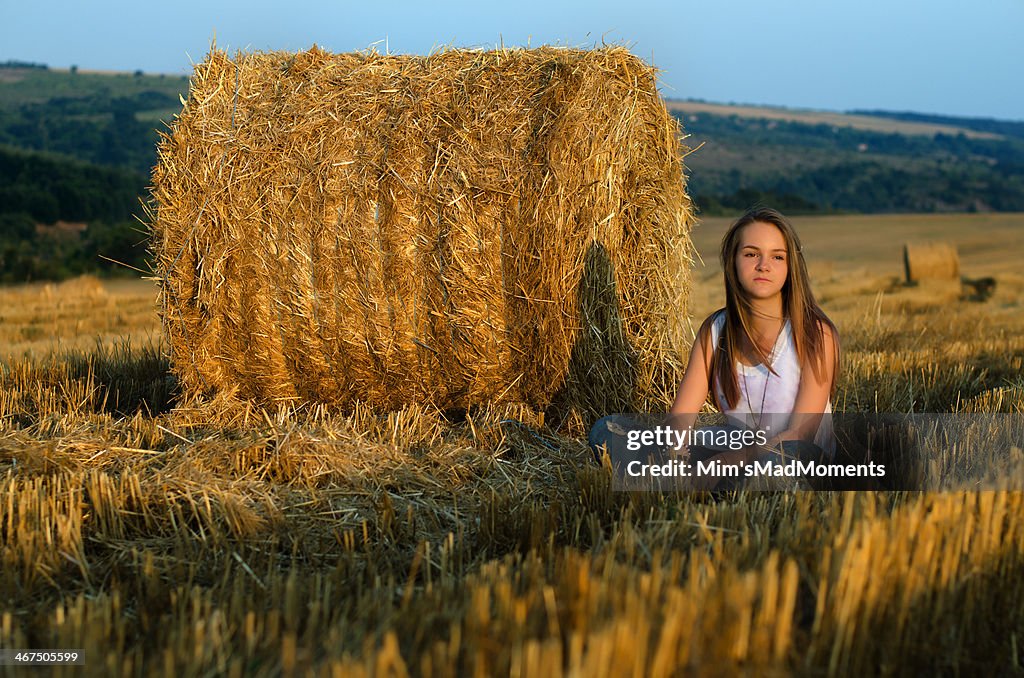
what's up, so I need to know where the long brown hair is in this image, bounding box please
[711,207,839,410]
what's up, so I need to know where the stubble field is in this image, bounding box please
[1,213,1023,676]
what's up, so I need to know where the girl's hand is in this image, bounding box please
[766,429,800,447]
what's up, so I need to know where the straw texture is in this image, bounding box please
[150,46,695,418]
[903,241,959,282]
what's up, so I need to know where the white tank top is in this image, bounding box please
[709,311,835,457]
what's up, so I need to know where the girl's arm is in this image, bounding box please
[772,321,839,444]
[669,319,715,428]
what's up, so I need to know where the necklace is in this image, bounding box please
[741,364,770,432]
[741,321,784,431]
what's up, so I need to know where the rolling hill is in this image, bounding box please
[668,99,1024,214]
[1,61,1023,281]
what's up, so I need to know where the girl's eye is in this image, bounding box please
[774,255,786,261]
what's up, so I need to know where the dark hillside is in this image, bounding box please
[2,63,1023,278]
[678,111,1024,214]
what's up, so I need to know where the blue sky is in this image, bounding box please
[4,0,1022,120]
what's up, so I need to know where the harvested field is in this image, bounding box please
[664,100,1003,140]
[2,226,1023,672]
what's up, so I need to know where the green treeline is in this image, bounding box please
[0,146,149,282]
[0,67,186,282]
[0,89,179,175]
[679,112,1024,215]
[2,65,1024,281]
[0,146,144,222]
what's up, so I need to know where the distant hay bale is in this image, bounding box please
[46,275,107,301]
[903,241,959,283]
[150,46,695,418]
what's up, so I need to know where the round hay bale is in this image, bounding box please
[903,241,959,283]
[57,274,108,301]
[150,46,696,419]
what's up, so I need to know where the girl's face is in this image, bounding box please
[734,221,789,300]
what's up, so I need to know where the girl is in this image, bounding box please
[670,206,839,462]
[588,207,839,475]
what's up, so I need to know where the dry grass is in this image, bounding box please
[7,32,1024,672]
[1,245,1023,675]
[0,276,160,359]
[691,212,1024,278]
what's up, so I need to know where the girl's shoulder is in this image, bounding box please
[695,308,728,350]
[809,310,840,344]
[697,308,727,333]
[708,308,730,328]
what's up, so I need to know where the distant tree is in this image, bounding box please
[0,212,36,240]
[83,220,151,275]
[0,60,47,70]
